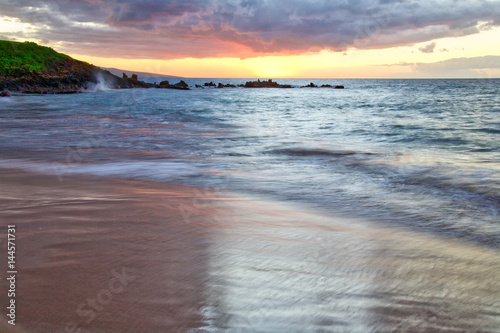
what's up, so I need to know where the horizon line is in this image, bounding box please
[135,76,500,80]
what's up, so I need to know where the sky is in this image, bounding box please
[1,0,500,78]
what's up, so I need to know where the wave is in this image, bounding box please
[81,72,112,92]
[263,147,375,158]
[0,159,201,182]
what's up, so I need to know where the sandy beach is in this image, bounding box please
[0,167,499,332]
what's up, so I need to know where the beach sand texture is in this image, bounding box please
[0,168,499,332]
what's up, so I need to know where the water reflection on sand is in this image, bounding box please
[203,200,500,332]
[1,169,498,332]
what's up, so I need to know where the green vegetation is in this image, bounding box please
[0,40,72,77]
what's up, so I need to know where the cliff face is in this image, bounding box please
[0,40,137,93]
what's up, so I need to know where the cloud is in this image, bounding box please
[413,55,500,71]
[384,55,500,77]
[1,0,500,59]
[419,42,436,53]
[95,0,205,29]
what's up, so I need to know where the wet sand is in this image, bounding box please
[0,168,499,332]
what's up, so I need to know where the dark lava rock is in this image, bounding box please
[302,82,318,88]
[0,90,11,97]
[242,79,293,88]
[334,85,345,89]
[159,80,170,87]
[173,80,189,89]
[155,80,190,90]
[0,65,152,94]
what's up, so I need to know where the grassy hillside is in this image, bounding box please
[0,40,92,77]
[0,40,186,93]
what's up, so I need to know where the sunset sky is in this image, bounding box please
[1,0,499,78]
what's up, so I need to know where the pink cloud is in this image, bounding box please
[2,0,500,59]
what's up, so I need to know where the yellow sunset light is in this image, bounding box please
[64,26,500,79]
[245,57,296,78]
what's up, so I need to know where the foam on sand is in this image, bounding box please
[1,167,498,332]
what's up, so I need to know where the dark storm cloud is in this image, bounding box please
[1,0,500,58]
[96,0,204,28]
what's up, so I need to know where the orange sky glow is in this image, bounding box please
[71,27,500,79]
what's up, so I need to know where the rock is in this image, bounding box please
[303,82,317,88]
[122,73,128,79]
[204,81,236,88]
[242,79,292,88]
[334,85,345,89]
[131,74,138,81]
[321,84,333,88]
[155,80,190,90]
[173,80,189,89]
[1,90,11,97]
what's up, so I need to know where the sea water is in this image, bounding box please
[1,79,499,247]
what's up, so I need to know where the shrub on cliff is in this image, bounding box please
[0,40,93,77]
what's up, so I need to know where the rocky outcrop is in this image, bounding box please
[217,83,237,88]
[193,80,345,89]
[173,80,189,90]
[1,69,95,94]
[301,83,344,89]
[0,67,192,93]
[156,80,190,90]
[0,61,143,94]
[159,80,170,88]
[0,90,11,97]
[239,79,293,88]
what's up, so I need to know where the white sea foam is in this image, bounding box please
[0,159,200,182]
[82,72,112,92]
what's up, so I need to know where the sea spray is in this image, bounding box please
[82,72,111,92]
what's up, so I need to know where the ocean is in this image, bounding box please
[1,79,499,247]
[2,78,500,332]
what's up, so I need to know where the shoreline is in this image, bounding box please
[0,167,499,332]
[0,78,345,95]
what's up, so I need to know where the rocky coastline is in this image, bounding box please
[0,41,345,96]
[0,73,347,95]
[0,40,190,95]
[0,67,191,95]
